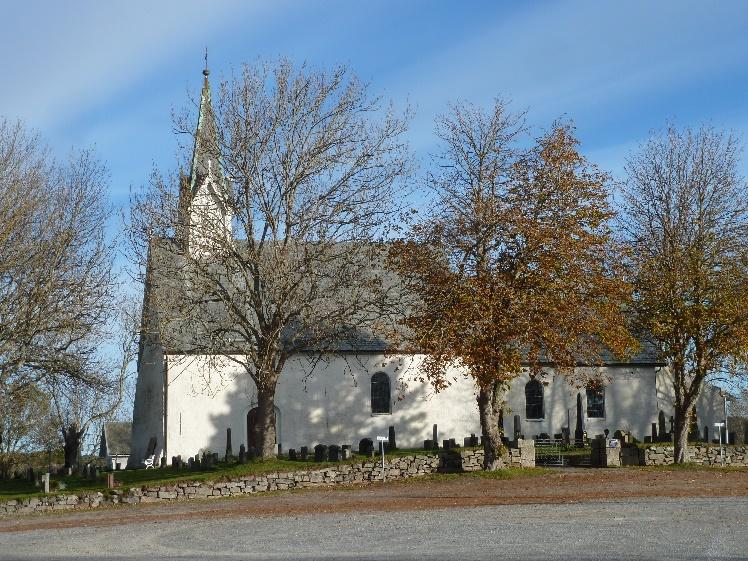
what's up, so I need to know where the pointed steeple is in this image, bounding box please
[189,65,222,195]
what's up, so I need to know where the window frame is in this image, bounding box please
[525,379,545,420]
[370,371,391,415]
[586,386,605,419]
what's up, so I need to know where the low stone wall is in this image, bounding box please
[0,445,533,518]
[642,445,747,466]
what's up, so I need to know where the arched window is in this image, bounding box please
[525,379,544,419]
[586,386,605,418]
[371,372,391,414]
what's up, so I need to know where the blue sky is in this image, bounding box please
[3,0,748,209]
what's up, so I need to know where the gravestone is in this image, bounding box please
[188,457,195,470]
[703,425,709,443]
[513,415,522,441]
[83,464,90,479]
[424,439,434,450]
[65,467,73,477]
[575,393,584,445]
[212,452,219,465]
[314,444,328,462]
[160,456,166,468]
[328,445,341,462]
[449,438,457,448]
[106,473,115,489]
[658,411,667,441]
[288,449,297,461]
[277,444,282,457]
[300,446,309,461]
[651,423,658,442]
[358,438,373,456]
[469,433,479,447]
[248,447,257,461]
[443,439,451,450]
[669,416,674,435]
[42,473,50,494]
[342,448,352,460]
[433,424,438,444]
[388,426,397,450]
[238,444,247,463]
[225,428,233,462]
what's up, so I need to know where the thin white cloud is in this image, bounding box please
[0,0,268,130]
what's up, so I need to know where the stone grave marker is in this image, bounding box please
[513,414,522,441]
[288,449,297,461]
[225,428,233,462]
[388,426,397,450]
[328,445,341,462]
[424,439,434,450]
[300,446,309,461]
[658,411,667,441]
[342,447,352,460]
[42,473,50,494]
[358,438,373,456]
[238,444,247,463]
[651,422,658,442]
[433,424,438,444]
[314,444,328,462]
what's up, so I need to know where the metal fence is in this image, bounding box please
[534,438,591,467]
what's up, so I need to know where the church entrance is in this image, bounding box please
[246,406,281,450]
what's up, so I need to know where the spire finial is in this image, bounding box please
[203,47,210,77]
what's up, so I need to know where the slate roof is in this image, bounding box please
[100,421,132,457]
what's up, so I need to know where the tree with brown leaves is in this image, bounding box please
[388,101,633,470]
[620,125,748,463]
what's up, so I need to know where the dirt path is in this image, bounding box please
[1,467,746,534]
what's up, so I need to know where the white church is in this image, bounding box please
[129,70,724,467]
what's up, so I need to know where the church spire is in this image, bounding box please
[188,56,222,195]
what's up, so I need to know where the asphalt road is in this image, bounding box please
[0,497,746,561]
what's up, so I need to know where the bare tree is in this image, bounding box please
[0,385,53,479]
[388,102,633,470]
[620,124,748,463]
[0,118,115,397]
[47,298,140,468]
[130,60,410,458]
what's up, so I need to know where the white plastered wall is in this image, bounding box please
[161,353,480,461]
[501,366,660,440]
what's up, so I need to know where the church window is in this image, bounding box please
[586,386,605,418]
[371,372,391,414]
[525,379,544,419]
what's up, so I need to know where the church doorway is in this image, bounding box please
[246,406,281,450]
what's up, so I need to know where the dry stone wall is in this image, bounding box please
[642,445,747,466]
[0,446,532,518]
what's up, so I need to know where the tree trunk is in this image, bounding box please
[63,424,82,469]
[673,402,692,464]
[256,383,278,460]
[478,381,506,471]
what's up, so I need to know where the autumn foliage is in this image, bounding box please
[388,102,634,469]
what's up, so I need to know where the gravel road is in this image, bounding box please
[0,497,746,561]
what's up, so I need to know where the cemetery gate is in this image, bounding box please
[534,437,591,467]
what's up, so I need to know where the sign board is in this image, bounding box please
[376,436,389,442]
[608,439,619,448]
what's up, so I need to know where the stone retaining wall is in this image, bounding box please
[642,445,747,466]
[0,445,533,518]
